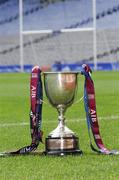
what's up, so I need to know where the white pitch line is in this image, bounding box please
[0,122,29,127]
[0,115,119,128]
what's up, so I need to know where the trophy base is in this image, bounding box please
[44,136,83,156]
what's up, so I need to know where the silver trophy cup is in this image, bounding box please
[43,72,82,155]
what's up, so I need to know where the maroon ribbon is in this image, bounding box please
[3,66,43,155]
[82,64,119,155]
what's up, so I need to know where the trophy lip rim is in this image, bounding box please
[43,71,79,74]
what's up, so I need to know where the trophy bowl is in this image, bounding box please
[43,72,82,156]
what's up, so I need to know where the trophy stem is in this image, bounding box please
[57,104,66,135]
[44,104,83,156]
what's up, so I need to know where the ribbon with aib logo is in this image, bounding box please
[81,64,119,155]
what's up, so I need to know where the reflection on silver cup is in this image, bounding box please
[43,72,82,156]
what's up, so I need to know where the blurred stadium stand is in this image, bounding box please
[0,0,119,72]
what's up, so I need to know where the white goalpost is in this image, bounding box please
[19,0,97,72]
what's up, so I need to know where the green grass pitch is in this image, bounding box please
[0,71,119,180]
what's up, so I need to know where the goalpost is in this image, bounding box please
[19,0,97,72]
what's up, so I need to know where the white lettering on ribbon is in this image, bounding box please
[90,109,97,122]
[31,85,36,98]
